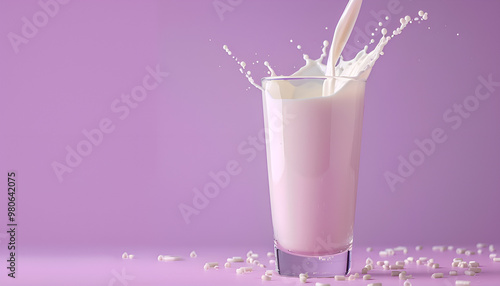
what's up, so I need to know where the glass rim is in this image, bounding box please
[261,75,367,83]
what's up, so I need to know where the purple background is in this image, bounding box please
[1,0,500,284]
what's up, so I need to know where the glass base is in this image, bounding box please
[274,245,351,277]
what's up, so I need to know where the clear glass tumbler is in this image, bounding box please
[261,76,366,277]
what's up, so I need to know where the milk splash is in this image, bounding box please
[222,4,429,94]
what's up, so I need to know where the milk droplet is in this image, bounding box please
[264,61,276,76]
[228,51,232,55]
[457,33,459,36]
[381,28,387,36]
[318,41,329,62]
[423,13,428,20]
[297,45,302,50]
[414,17,419,21]
[370,39,375,44]
[246,71,251,75]
[405,15,411,22]
[378,22,383,26]
[290,39,293,43]
[385,16,389,20]
[371,33,374,36]
[325,27,328,30]
[418,10,424,17]
[240,61,246,68]
[223,44,228,50]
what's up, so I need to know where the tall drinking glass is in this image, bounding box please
[261,76,366,277]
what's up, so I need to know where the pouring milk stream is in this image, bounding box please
[323,0,363,97]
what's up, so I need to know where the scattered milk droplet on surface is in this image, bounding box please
[385,16,389,20]
[297,45,302,50]
[378,22,383,26]
[418,10,424,17]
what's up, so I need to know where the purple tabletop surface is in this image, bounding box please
[1,244,500,285]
